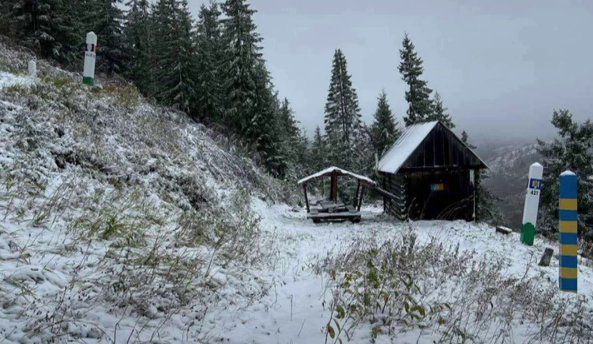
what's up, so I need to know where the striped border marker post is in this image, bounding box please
[83,32,97,86]
[521,163,543,246]
[559,170,578,293]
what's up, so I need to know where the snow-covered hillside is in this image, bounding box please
[483,144,542,229]
[487,144,541,177]
[2,42,593,344]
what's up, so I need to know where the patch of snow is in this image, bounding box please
[297,166,376,185]
[378,121,438,174]
[0,71,33,91]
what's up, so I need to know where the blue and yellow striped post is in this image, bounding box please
[559,170,578,293]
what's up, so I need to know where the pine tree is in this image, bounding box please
[4,0,80,62]
[355,123,376,177]
[461,130,501,224]
[324,49,362,172]
[296,128,312,175]
[428,91,455,129]
[461,130,475,149]
[276,98,302,165]
[195,1,223,123]
[0,1,14,35]
[537,110,593,240]
[310,125,329,195]
[220,0,263,134]
[310,126,326,172]
[399,33,433,127]
[370,90,400,157]
[124,0,154,93]
[247,61,286,176]
[86,0,128,74]
[152,0,198,113]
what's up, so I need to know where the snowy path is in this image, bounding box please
[211,202,391,343]
[204,200,593,344]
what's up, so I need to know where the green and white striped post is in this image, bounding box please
[559,170,578,293]
[521,163,543,246]
[83,32,97,86]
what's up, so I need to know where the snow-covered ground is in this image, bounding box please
[1,190,592,343]
[0,71,33,91]
[2,43,593,344]
[199,201,593,343]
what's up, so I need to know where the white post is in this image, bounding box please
[83,32,97,86]
[469,169,476,220]
[28,60,36,77]
[521,162,543,246]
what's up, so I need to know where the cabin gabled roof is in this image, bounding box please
[377,121,488,174]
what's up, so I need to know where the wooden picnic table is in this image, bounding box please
[318,200,345,211]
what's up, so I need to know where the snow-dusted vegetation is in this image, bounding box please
[2,43,593,343]
[2,0,593,342]
[0,43,295,343]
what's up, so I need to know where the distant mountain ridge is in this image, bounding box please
[482,142,542,229]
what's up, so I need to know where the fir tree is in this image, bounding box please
[124,0,154,93]
[398,33,433,126]
[220,0,263,134]
[0,1,14,35]
[428,91,455,129]
[310,126,326,172]
[324,49,362,172]
[355,123,376,177]
[461,130,475,149]
[296,128,312,175]
[370,90,400,157]
[276,98,302,165]
[4,0,79,62]
[247,61,286,176]
[195,1,223,123]
[537,110,593,240]
[152,0,198,113]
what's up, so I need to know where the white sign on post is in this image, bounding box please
[521,162,543,246]
[83,32,97,86]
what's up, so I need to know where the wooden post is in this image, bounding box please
[303,183,310,213]
[331,173,338,203]
[357,186,365,211]
[353,180,361,208]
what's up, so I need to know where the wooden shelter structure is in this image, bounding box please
[298,167,377,223]
[377,121,488,221]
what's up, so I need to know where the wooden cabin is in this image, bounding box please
[377,121,488,221]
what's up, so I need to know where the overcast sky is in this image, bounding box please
[187,0,593,144]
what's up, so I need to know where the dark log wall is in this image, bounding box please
[406,170,474,220]
[381,172,408,221]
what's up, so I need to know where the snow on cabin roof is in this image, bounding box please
[378,121,489,174]
[378,121,439,174]
[297,166,376,185]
